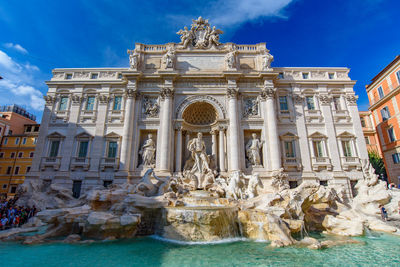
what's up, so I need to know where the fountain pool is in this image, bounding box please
[1,233,400,266]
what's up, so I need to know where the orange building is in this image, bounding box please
[0,104,37,135]
[359,111,382,155]
[366,55,400,185]
[0,124,40,197]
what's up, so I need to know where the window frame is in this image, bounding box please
[58,96,69,111]
[113,96,122,111]
[388,127,396,143]
[305,96,315,110]
[378,86,384,99]
[279,96,289,111]
[85,96,96,111]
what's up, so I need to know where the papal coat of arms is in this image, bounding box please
[177,16,223,49]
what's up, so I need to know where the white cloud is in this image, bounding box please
[208,0,293,26]
[0,49,44,111]
[4,42,28,54]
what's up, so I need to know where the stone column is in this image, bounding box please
[218,126,226,172]
[211,130,218,161]
[262,87,281,171]
[90,91,110,171]
[227,87,240,171]
[30,94,56,174]
[319,93,341,171]
[60,93,82,171]
[346,94,368,159]
[185,131,191,160]
[119,89,137,171]
[293,91,313,173]
[175,126,182,173]
[158,87,174,172]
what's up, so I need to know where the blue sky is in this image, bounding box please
[0,0,399,122]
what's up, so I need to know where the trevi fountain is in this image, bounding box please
[1,17,400,266]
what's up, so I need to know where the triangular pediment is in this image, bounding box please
[104,131,120,138]
[75,132,93,139]
[308,131,327,138]
[280,132,298,139]
[47,131,65,139]
[337,131,354,138]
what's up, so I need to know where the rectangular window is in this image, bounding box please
[278,72,284,79]
[34,126,39,132]
[14,166,19,175]
[3,138,7,145]
[107,141,118,158]
[26,166,31,173]
[396,71,400,84]
[10,186,17,194]
[26,126,32,132]
[313,141,324,157]
[29,152,34,158]
[59,97,68,111]
[302,72,309,79]
[360,117,366,127]
[22,137,27,145]
[6,166,12,175]
[49,140,60,157]
[378,86,384,99]
[365,136,370,145]
[306,96,315,110]
[279,96,288,111]
[65,73,73,80]
[33,138,38,144]
[78,141,89,158]
[0,152,3,158]
[392,153,400,164]
[86,96,95,110]
[113,96,122,110]
[284,141,296,157]
[10,152,15,158]
[18,152,23,158]
[328,73,335,79]
[118,73,123,79]
[381,106,390,121]
[15,137,20,145]
[91,73,98,79]
[333,97,341,110]
[342,141,352,157]
[388,127,396,142]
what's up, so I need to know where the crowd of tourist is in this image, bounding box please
[0,197,36,230]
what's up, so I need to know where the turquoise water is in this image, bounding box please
[1,234,400,267]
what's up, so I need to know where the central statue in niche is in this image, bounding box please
[183,132,216,189]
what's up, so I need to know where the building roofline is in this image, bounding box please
[367,55,400,89]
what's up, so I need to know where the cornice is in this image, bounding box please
[369,85,400,111]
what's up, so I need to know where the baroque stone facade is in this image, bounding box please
[28,18,368,197]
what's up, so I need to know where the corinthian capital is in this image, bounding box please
[260,87,275,100]
[319,95,331,105]
[226,88,238,98]
[43,95,56,105]
[160,87,174,99]
[97,94,110,104]
[70,95,82,106]
[126,89,138,99]
[346,95,358,105]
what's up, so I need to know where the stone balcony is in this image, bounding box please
[40,157,61,171]
[100,157,120,171]
[311,157,332,171]
[304,109,323,123]
[282,157,302,171]
[341,157,362,171]
[332,109,351,123]
[71,157,90,171]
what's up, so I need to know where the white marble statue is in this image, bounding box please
[246,133,264,167]
[260,52,273,70]
[177,26,194,49]
[225,49,236,70]
[361,159,379,186]
[242,173,263,198]
[207,26,223,47]
[127,49,139,70]
[163,48,176,69]
[271,168,289,192]
[188,132,211,174]
[139,134,156,167]
[225,171,244,200]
